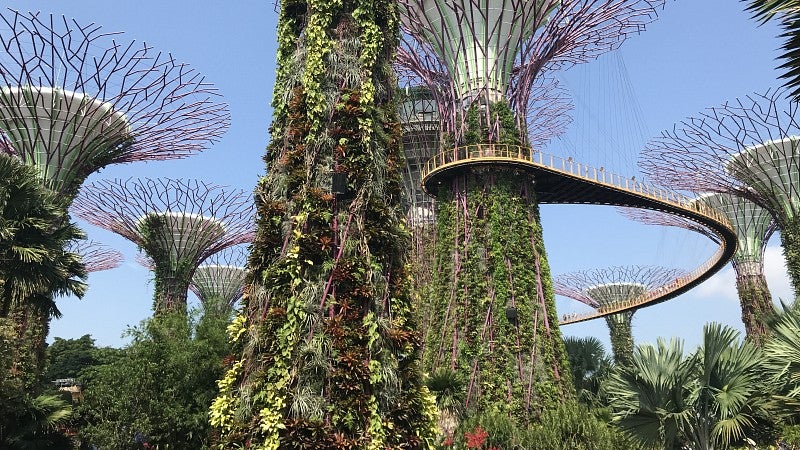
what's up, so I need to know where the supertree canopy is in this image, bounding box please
[68,239,124,273]
[621,193,778,344]
[208,0,437,445]
[641,89,800,299]
[189,245,249,312]
[71,178,254,313]
[0,9,230,199]
[395,0,664,419]
[397,0,662,140]
[554,266,686,366]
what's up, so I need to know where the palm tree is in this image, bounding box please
[606,323,769,449]
[0,154,86,390]
[0,154,86,318]
[744,0,800,100]
[762,305,800,405]
[563,336,611,403]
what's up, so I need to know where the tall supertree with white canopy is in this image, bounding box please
[72,178,254,313]
[621,193,778,344]
[396,0,664,417]
[0,9,229,385]
[641,89,800,300]
[554,265,686,365]
[0,9,230,200]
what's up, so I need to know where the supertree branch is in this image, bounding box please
[397,0,662,141]
[189,245,249,309]
[640,88,800,219]
[618,206,722,245]
[71,178,254,312]
[67,239,123,273]
[640,88,800,297]
[554,265,687,309]
[525,76,574,149]
[0,9,230,196]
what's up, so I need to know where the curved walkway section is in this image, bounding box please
[420,144,737,325]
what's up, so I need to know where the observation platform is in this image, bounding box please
[420,144,738,325]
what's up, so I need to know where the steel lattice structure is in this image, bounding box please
[189,245,248,310]
[554,265,686,364]
[71,178,254,313]
[641,88,800,298]
[396,0,663,142]
[67,239,123,273]
[621,193,778,343]
[0,9,230,198]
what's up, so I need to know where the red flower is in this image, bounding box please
[464,425,488,448]
[442,435,454,447]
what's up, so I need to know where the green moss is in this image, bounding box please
[779,215,800,302]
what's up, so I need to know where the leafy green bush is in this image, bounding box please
[78,307,230,449]
[441,403,641,450]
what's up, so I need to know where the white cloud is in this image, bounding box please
[694,266,737,301]
[764,246,794,305]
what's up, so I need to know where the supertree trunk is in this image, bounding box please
[428,170,571,420]
[734,266,774,346]
[780,215,800,301]
[209,0,437,446]
[605,313,634,367]
[1,305,49,391]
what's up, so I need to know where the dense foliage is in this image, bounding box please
[208,0,437,446]
[79,308,230,449]
[427,170,573,422]
[605,323,773,449]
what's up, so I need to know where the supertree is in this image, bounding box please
[71,178,254,313]
[641,88,800,299]
[621,193,778,345]
[0,9,230,200]
[554,265,686,366]
[395,0,664,418]
[0,9,229,388]
[207,0,437,445]
[188,245,249,313]
[68,240,124,273]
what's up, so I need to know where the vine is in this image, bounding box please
[427,169,573,426]
[209,0,436,446]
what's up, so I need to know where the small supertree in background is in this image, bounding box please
[621,192,778,345]
[554,265,686,366]
[396,0,664,419]
[641,89,800,298]
[71,178,254,314]
[189,245,249,314]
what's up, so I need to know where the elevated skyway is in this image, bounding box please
[420,144,738,325]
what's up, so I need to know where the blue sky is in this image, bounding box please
[2,1,792,353]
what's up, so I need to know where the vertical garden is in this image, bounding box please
[209,0,437,447]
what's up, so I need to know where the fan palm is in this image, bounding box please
[606,323,768,450]
[745,0,800,100]
[563,336,611,401]
[0,154,86,389]
[762,305,800,405]
[0,154,86,318]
